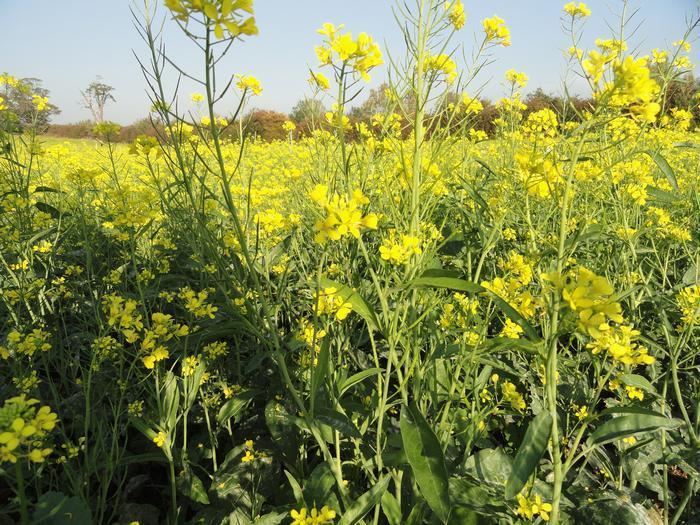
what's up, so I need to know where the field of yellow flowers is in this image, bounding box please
[1,1,699,524]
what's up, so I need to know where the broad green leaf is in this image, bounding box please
[400,402,450,523]
[505,411,552,499]
[645,150,678,190]
[217,390,254,425]
[590,415,681,444]
[32,491,92,524]
[338,476,391,525]
[316,407,362,439]
[340,368,382,396]
[177,468,210,504]
[304,463,336,509]
[619,374,656,394]
[319,277,379,330]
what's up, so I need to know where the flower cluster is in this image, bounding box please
[447,0,466,30]
[482,15,511,47]
[314,287,352,321]
[0,328,51,360]
[516,492,553,521]
[310,185,378,244]
[164,0,258,40]
[379,231,422,265]
[0,396,57,464]
[290,506,336,525]
[236,74,262,96]
[543,268,655,367]
[315,23,383,81]
[677,285,700,326]
[424,53,458,84]
[141,313,189,369]
[563,2,591,18]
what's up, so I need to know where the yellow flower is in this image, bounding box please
[424,53,458,84]
[32,95,49,111]
[309,71,330,90]
[236,74,263,96]
[501,380,526,411]
[448,0,466,30]
[563,2,591,18]
[625,386,644,401]
[153,431,167,448]
[190,92,204,103]
[505,69,528,88]
[482,15,511,46]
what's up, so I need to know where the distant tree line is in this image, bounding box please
[36,73,700,143]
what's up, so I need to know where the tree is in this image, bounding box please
[349,82,416,122]
[289,98,326,124]
[3,77,60,131]
[245,109,289,141]
[81,78,116,123]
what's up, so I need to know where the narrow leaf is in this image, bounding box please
[590,415,681,444]
[400,402,450,522]
[338,476,391,525]
[505,411,552,499]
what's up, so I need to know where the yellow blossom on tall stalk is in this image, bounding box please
[563,2,591,18]
[164,0,258,40]
[482,15,511,46]
[505,69,528,88]
[447,0,466,30]
[308,71,330,90]
[424,53,458,84]
[379,232,422,265]
[310,185,378,244]
[236,74,262,95]
[315,23,383,81]
[32,95,49,111]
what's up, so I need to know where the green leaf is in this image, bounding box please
[619,374,656,394]
[316,407,362,439]
[284,470,305,505]
[304,463,336,509]
[590,415,681,444]
[505,411,552,499]
[319,277,379,330]
[32,491,92,524]
[400,402,450,523]
[339,368,382,396]
[177,468,210,504]
[162,371,180,430]
[381,491,402,525]
[645,150,678,190]
[253,512,288,525]
[410,269,541,341]
[338,476,391,525]
[646,186,679,204]
[217,390,254,425]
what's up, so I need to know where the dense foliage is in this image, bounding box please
[1,1,699,524]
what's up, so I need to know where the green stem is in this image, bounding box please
[15,461,28,525]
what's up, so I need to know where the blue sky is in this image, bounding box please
[2,0,698,124]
